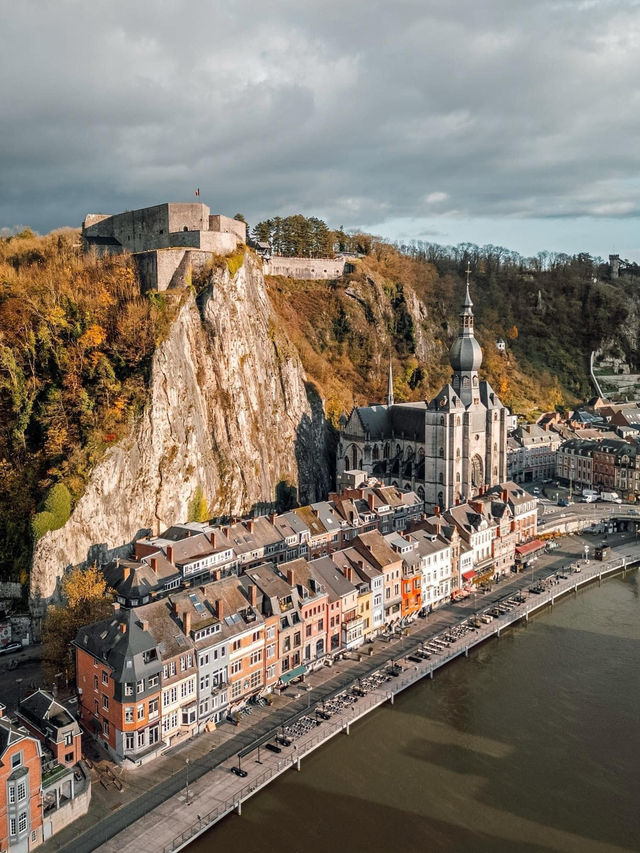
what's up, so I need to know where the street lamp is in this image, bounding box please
[185,757,191,805]
[583,545,590,564]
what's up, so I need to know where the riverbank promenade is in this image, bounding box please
[46,535,640,853]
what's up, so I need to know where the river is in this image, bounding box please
[190,574,640,852]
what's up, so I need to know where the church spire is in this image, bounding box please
[386,357,394,407]
[449,264,483,405]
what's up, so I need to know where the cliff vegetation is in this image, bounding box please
[0,229,180,583]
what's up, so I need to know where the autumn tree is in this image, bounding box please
[42,564,113,682]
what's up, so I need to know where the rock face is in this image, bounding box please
[30,254,331,603]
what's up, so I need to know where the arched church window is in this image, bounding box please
[456,417,461,426]
[351,446,358,468]
[471,454,483,488]
[372,445,379,460]
[456,448,460,458]
[473,376,478,386]
[439,447,444,457]
[438,491,444,506]
[418,448,424,458]
[456,472,460,482]
[493,467,498,476]
[438,473,444,484]
[440,416,445,425]
[183,225,189,232]
[404,482,412,491]
[383,442,390,459]
[463,377,470,388]
[396,444,402,457]
[417,486,425,500]
[344,456,349,469]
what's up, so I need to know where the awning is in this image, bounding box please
[462,570,475,581]
[279,664,308,684]
[515,539,546,557]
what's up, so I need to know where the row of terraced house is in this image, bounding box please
[73,479,537,766]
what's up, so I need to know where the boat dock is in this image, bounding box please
[86,547,638,853]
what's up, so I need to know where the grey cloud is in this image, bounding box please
[1,0,640,237]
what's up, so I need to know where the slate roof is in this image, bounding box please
[74,608,160,683]
[308,557,355,602]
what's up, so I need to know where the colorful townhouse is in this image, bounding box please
[0,700,90,852]
[74,608,164,764]
[353,531,403,627]
[0,707,43,852]
[308,557,363,651]
[384,533,423,620]
[284,558,330,667]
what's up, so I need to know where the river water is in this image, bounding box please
[190,575,640,853]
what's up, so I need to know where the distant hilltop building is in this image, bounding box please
[337,269,508,510]
[82,202,246,291]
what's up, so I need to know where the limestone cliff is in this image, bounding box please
[30,254,331,602]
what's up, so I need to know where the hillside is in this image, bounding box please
[1,228,638,593]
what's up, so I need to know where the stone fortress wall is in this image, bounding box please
[264,255,352,280]
[82,203,247,291]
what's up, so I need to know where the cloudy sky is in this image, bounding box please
[2,0,640,259]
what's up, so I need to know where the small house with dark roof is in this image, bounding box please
[16,690,81,767]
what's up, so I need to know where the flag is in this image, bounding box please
[195,187,200,197]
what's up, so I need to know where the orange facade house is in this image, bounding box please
[74,608,163,764]
[0,705,43,852]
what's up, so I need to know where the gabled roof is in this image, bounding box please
[74,608,160,683]
[308,557,355,601]
[19,690,77,733]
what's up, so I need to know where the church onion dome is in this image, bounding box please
[449,335,482,372]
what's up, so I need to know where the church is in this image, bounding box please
[337,272,508,510]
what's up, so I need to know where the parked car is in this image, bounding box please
[0,642,22,655]
[558,498,571,507]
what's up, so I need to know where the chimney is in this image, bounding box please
[167,545,174,564]
[139,619,149,632]
[119,622,127,634]
[249,584,257,606]
[344,566,353,582]
[223,526,230,537]
[172,601,178,614]
[150,557,158,574]
[183,611,191,636]
[211,532,217,548]
[270,513,277,524]
[434,506,441,516]
[358,560,364,568]
[287,568,295,587]
[247,520,255,533]
[367,492,375,510]
[187,530,192,537]
[214,569,221,581]
[216,599,224,620]
[406,534,413,542]
[123,566,131,581]
[501,489,508,503]
[113,602,120,613]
